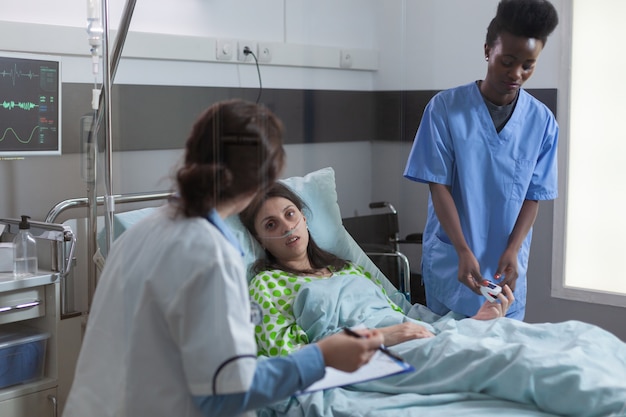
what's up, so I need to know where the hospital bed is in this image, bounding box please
[45,193,170,318]
[55,167,626,417]
[224,167,626,417]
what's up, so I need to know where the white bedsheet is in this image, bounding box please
[257,275,626,417]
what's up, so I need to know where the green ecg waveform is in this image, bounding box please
[0,126,40,144]
[1,100,38,110]
[0,65,39,86]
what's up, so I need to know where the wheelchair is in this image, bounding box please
[342,202,425,305]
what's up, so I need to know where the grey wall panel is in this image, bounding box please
[61,83,557,153]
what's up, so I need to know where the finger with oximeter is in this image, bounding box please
[480,281,502,302]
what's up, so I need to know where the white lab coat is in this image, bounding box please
[63,205,258,417]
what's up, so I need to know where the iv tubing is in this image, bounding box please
[101,0,114,252]
[85,0,137,308]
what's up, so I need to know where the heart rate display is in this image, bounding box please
[0,53,61,156]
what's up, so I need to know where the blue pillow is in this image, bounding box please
[97,207,157,257]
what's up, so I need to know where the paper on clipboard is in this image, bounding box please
[298,349,414,394]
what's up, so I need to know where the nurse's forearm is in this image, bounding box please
[507,200,539,252]
[429,183,470,253]
[192,344,324,416]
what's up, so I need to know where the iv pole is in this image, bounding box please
[86,0,137,307]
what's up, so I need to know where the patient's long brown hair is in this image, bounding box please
[240,182,349,276]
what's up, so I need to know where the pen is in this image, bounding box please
[342,327,406,363]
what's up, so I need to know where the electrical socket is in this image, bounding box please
[216,39,234,61]
[237,40,257,62]
[340,49,353,69]
[257,43,272,63]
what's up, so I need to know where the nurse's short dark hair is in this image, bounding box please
[485,0,559,47]
[176,99,285,218]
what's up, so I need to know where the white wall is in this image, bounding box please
[0,0,381,223]
[0,0,563,220]
[374,0,561,91]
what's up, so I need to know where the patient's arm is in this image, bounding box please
[378,286,513,341]
[378,322,435,347]
[352,264,405,314]
[249,270,309,357]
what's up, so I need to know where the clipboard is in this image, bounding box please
[298,348,414,394]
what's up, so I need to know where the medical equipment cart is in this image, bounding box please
[0,219,75,417]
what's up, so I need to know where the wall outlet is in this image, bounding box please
[340,49,353,69]
[216,39,234,61]
[237,40,258,62]
[257,43,272,63]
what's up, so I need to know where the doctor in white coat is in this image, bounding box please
[63,99,383,417]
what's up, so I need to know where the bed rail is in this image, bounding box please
[45,191,171,223]
[45,191,171,317]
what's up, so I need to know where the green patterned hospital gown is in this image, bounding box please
[249,263,403,357]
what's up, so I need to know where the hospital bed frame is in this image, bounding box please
[342,202,425,305]
[45,191,171,317]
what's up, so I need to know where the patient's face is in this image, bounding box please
[254,197,309,264]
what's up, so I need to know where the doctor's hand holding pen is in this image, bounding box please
[316,328,384,372]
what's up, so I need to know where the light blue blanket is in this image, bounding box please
[257,275,626,417]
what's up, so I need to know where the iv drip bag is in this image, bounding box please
[86,0,103,47]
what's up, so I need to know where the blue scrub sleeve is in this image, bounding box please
[403,95,455,186]
[192,344,325,416]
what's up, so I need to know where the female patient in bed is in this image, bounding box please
[239,181,626,417]
[239,182,513,357]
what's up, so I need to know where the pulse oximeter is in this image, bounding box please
[480,281,502,302]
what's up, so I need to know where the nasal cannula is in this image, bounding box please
[261,216,303,239]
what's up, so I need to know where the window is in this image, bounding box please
[552,0,626,307]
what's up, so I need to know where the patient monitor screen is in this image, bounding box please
[0,52,61,156]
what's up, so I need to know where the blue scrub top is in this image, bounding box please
[404,82,558,318]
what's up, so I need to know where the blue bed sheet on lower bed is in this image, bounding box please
[259,389,559,417]
[257,275,626,417]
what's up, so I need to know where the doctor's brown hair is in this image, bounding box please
[176,99,285,218]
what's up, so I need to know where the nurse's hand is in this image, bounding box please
[457,248,483,294]
[472,285,514,320]
[316,329,383,373]
[495,248,519,291]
